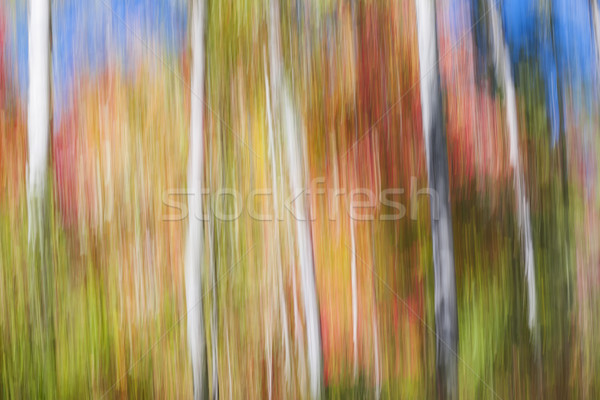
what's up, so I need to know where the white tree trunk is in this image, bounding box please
[414,1,458,398]
[27,0,51,252]
[592,0,600,70]
[281,87,322,400]
[186,1,209,398]
[265,67,292,385]
[26,1,54,391]
[488,0,538,335]
[268,1,323,397]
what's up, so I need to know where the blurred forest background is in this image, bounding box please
[1,0,600,398]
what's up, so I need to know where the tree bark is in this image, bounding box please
[27,0,51,254]
[414,1,459,398]
[27,1,56,395]
[267,1,323,397]
[265,65,292,386]
[487,0,538,338]
[591,0,600,68]
[186,1,209,399]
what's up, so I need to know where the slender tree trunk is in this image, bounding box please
[549,4,574,396]
[186,1,209,398]
[414,1,458,398]
[27,1,56,395]
[591,0,600,67]
[550,1,570,237]
[487,0,538,338]
[268,1,323,397]
[27,0,51,255]
[282,87,323,400]
[265,66,292,385]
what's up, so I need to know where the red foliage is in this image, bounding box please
[437,1,509,193]
[52,109,80,228]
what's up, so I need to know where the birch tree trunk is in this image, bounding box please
[265,65,292,386]
[186,1,209,398]
[487,0,538,337]
[591,0,600,67]
[414,1,458,398]
[27,0,51,255]
[268,1,323,397]
[27,1,56,395]
[281,82,323,400]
